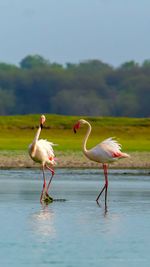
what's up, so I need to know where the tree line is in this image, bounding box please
[0,55,150,117]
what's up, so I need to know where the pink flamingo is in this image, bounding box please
[73,119,129,209]
[28,115,56,203]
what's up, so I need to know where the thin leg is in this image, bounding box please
[96,184,106,203]
[46,165,55,192]
[104,164,108,210]
[40,165,48,203]
[96,164,108,209]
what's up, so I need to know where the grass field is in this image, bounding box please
[0,114,149,152]
[0,114,149,168]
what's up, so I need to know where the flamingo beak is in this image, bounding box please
[73,122,80,134]
[73,126,77,134]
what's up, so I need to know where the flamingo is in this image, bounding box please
[28,115,56,203]
[73,119,130,209]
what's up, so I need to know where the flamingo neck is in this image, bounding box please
[33,125,41,145]
[82,121,91,156]
[30,125,42,158]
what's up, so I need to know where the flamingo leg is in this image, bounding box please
[96,164,108,209]
[96,184,106,202]
[40,165,48,203]
[46,165,55,192]
[104,164,108,210]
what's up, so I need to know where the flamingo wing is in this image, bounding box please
[100,137,121,153]
[38,139,55,157]
[29,139,57,165]
[87,137,128,163]
[38,139,57,164]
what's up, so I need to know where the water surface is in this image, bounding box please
[0,168,150,267]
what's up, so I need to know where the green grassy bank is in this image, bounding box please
[0,114,149,152]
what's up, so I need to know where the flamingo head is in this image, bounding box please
[73,121,80,133]
[40,115,46,128]
[73,119,87,133]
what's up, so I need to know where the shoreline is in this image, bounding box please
[0,151,149,169]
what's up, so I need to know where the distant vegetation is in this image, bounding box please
[0,55,150,117]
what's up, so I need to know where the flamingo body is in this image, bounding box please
[73,119,130,209]
[29,139,55,165]
[86,137,129,164]
[28,115,56,203]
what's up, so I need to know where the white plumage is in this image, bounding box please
[73,119,130,209]
[87,137,128,164]
[29,139,56,165]
[28,115,56,203]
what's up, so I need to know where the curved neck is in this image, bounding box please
[82,121,91,155]
[30,125,42,157]
[32,125,42,146]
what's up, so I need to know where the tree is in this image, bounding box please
[142,59,150,68]
[0,88,15,115]
[116,90,139,116]
[20,55,51,69]
[0,63,18,71]
[0,55,149,117]
[50,90,110,116]
[120,61,139,70]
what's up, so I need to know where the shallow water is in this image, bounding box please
[0,168,150,266]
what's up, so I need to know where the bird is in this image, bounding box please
[73,119,130,210]
[28,115,56,203]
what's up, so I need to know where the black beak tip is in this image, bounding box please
[73,128,77,134]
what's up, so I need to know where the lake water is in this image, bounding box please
[0,168,150,267]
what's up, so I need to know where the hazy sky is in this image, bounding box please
[0,0,150,67]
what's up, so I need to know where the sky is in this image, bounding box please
[0,0,150,67]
